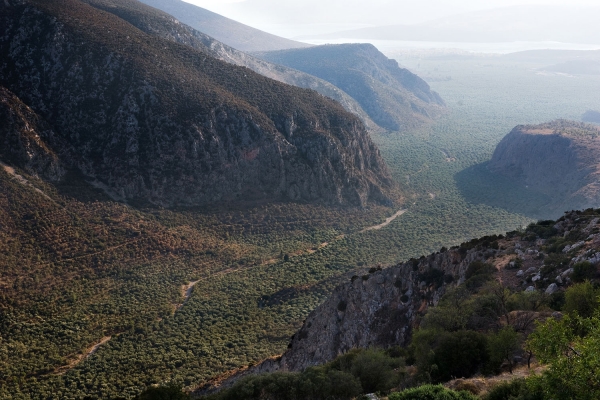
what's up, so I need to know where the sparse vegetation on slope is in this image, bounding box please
[257,44,445,131]
[1,0,394,208]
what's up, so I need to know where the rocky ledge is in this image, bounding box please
[488,120,600,212]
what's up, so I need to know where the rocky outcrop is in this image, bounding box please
[488,120,600,212]
[198,248,481,393]
[0,0,395,207]
[256,44,446,131]
[0,86,65,181]
[278,249,489,371]
[202,209,600,395]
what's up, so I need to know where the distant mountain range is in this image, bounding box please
[138,0,309,52]
[1,0,395,207]
[504,49,600,64]
[256,44,445,131]
[299,5,600,45]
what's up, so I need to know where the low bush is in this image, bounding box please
[572,261,597,282]
[389,384,477,400]
[412,330,489,383]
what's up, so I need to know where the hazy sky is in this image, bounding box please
[183,0,600,38]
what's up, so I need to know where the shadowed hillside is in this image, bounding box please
[0,0,395,208]
[257,44,445,132]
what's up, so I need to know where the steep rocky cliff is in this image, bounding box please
[267,245,490,372]
[257,44,446,132]
[0,0,394,207]
[0,86,65,181]
[488,120,600,212]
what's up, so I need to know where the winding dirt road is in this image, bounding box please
[361,209,407,232]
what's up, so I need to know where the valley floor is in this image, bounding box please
[2,54,600,399]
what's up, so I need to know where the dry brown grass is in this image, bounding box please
[445,363,547,397]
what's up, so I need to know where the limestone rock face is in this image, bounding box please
[489,121,600,212]
[215,245,500,383]
[0,86,65,181]
[0,0,394,207]
[279,249,482,371]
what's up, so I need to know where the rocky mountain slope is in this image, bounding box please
[208,208,600,389]
[0,0,395,208]
[138,0,309,52]
[0,86,65,182]
[84,0,380,132]
[488,120,600,213]
[257,44,445,131]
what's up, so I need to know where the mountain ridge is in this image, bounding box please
[298,5,600,44]
[83,0,382,132]
[138,0,310,52]
[488,120,600,213]
[256,43,445,131]
[1,0,395,208]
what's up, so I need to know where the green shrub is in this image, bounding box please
[464,262,496,292]
[136,384,190,400]
[484,379,544,400]
[418,268,446,288]
[412,330,489,383]
[350,348,403,393]
[486,327,520,374]
[572,261,597,282]
[421,287,473,332]
[563,281,600,318]
[388,384,477,400]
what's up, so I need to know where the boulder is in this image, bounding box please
[545,283,559,295]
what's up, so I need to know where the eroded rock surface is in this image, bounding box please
[489,120,600,212]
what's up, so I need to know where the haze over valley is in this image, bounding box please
[1,0,600,399]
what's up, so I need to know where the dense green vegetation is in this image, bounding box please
[201,348,403,400]
[3,54,600,399]
[389,385,477,400]
[483,284,600,400]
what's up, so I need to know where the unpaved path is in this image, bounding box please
[86,336,112,358]
[361,209,407,232]
[262,208,408,265]
[54,336,112,375]
[176,210,407,310]
[179,280,200,307]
